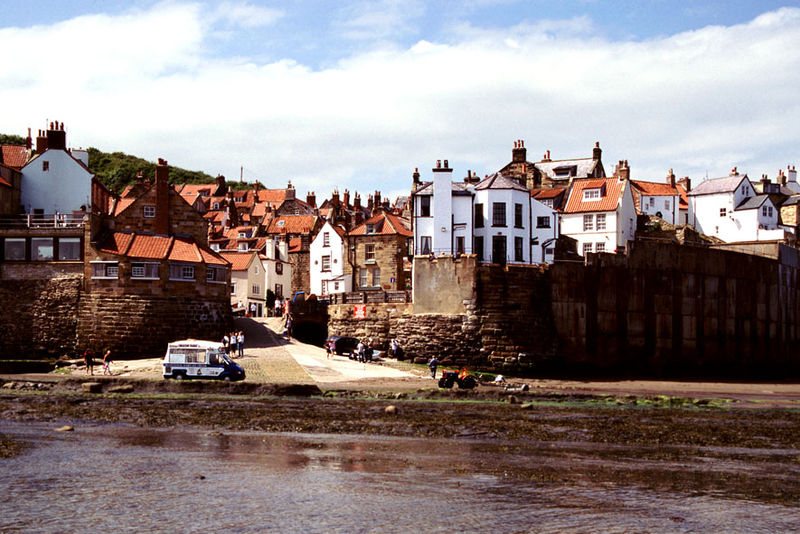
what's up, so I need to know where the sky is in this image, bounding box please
[2,1,800,203]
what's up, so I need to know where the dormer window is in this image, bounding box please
[277,220,285,227]
[541,199,554,208]
[238,230,250,238]
[143,205,156,218]
[238,242,249,251]
[213,202,220,210]
[583,188,601,200]
[366,224,376,234]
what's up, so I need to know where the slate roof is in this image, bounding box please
[689,175,747,196]
[474,172,528,192]
[563,178,626,214]
[736,195,770,211]
[413,181,472,195]
[535,157,599,180]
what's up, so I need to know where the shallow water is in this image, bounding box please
[1,420,798,533]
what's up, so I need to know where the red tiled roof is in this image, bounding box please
[267,215,317,235]
[219,251,256,271]
[288,237,302,253]
[127,234,172,259]
[676,184,689,209]
[256,189,287,204]
[531,188,567,199]
[113,197,137,216]
[96,231,228,266]
[631,180,680,197]
[1,145,28,168]
[564,178,626,213]
[349,212,412,237]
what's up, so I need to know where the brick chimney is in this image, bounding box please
[614,160,630,181]
[512,139,527,163]
[374,190,381,208]
[677,176,691,192]
[354,193,361,210]
[285,181,295,200]
[35,129,48,154]
[46,121,66,151]
[215,174,227,196]
[331,188,340,208]
[343,189,350,207]
[155,158,170,235]
[542,150,551,162]
[666,169,676,188]
[788,165,797,185]
[593,141,602,161]
[25,128,32,150]
[306,191,316,207]
[367,193,374,212]
[730,167,739,176]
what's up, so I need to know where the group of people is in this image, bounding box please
[83,348,113,376]
[222,331,245,357]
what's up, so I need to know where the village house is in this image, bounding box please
[220,250,264,315]
[500,140,606,191]
[260,238,291,305]
[346,210,412,291]
[687,169,786,243]
[87,158,229,298]
[631,171,685,226]
[309,219,349,296]
[560,161,637,256]
[411,159,561,264]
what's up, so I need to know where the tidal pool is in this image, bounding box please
[1,420,798,533]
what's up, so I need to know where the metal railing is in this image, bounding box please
[0,213,86,229]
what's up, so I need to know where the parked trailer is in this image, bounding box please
[162,339,245,381]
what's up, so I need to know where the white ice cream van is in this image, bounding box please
[162,339,246,381]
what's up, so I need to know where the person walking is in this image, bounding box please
[102,349,112,375]
[285,314,293,340]
[222,333,230,353]
[428,356,439,379]
[83,348,94,376]
[237,331,244,358]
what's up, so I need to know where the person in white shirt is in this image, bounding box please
[237,331,244,357]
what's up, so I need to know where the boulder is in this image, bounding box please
[108,385,134,394]
[384,405,398,414]
[55,425,74,432]
[81,382,102,393]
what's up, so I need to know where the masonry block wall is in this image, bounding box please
[551,241,800,376]
[330,242,800,377]
[0,277,82,358]
[76,294,232,359]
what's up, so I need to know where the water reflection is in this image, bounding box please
[1,421,799,533]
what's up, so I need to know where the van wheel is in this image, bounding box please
[174,373,184,380]
[223,375,232,382]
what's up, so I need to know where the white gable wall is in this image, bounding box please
[310,221,348,295]
[21,150,93,214]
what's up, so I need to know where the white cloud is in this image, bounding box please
[211,1,283,28]
[332,0,425,41]
[2,2,800,201]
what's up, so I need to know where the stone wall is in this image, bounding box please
[329,241,800,377]
[551,241,800,376]
[290,250,310,295]
[76,294,232,359]
[0,276,82,358]
[412,254,475,314]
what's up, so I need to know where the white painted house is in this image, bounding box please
[411,160,558,264]
[261,238,291,301]
[20,123,94,215]
[310,220,350,296]
[688,170,784,242]
[561,169,637,256]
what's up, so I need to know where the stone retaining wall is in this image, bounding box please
[0,276,82,358]
[77,294,232,359]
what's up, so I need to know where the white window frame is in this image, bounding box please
[582,242,593,255]
[583,189,601,200]
[169,263,195,281]
[143,205,156,218]
[365,243,376,263]
[91,261,119,279]
[596,214,606,231]
[321,255,331,272]
[595,242,605,253]
[131,261,160,280]
[323,232,330,247]
[583,214,594,231]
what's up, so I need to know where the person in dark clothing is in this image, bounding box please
[428,356,439,379]
[83,349,94,376]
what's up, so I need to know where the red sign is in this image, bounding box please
[354,304,367,319]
